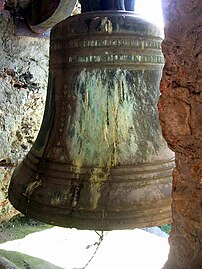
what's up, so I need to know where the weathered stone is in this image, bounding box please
[159,0,202,268]
[0,0,5,11]
[0,15,49,222]
[0,167,17,222]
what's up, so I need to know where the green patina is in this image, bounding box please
[67,68,137,209]
[69,68,135,167]
[66,68,163,210]
[89,167,110,210]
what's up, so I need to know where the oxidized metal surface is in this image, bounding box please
[26,0,77,31]
[9,11,175,230]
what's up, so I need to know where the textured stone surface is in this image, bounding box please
[0,167,16,222]
[0,15,49,222]
[0,0,5,11]
[159,0,202,268]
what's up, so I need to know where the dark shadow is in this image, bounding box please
[0,250,65,269]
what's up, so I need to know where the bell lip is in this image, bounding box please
[8,154,173,231]
[77,10,139,16]
[8,188,172,231]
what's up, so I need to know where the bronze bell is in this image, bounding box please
[8,10,175,230]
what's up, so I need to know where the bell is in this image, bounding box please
[8,11,174,230]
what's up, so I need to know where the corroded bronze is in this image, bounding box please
[26,0,77,31]
[9,11,175,230]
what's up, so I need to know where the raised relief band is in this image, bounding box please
[66,54,164,64]
[51,38,163,66]
[51,39,161,51]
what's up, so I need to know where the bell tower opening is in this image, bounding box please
[135,0,164,28]
[3,0,200,269]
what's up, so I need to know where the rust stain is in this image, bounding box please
[23,178,42,199]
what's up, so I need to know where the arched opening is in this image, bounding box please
[0,1,201,268]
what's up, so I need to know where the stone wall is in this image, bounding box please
[159,0,202,268]
[0,14,49,222]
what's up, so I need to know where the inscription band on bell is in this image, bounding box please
[52,39,162,50]
[65,54,164,64]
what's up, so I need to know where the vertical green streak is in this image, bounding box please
[68,68,135,209]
